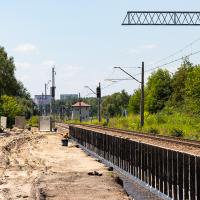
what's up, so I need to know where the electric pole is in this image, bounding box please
[45,83,47,98]
[140,62,144,127]
[114,63,144,127]
[51,66,56,130]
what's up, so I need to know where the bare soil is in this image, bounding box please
[0,129,130,200]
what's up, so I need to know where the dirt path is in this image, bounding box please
[0,131,130,200]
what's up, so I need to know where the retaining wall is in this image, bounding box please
[69,126,200,200]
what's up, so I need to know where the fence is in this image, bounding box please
[69,125,200,200]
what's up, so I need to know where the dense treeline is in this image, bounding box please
[0,47,33,126]
[83,58,199,118]
[101,90,130,117]
[128,58,200,115]
[55,58,199,120]
[81,58,200,139]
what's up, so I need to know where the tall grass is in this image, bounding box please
[65,112,200,140]
[108,112,200,140]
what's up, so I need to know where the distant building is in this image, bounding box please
[71,101,91,121]
[33,95,52,106]
[60,94,78,102]
[33,95,52,115]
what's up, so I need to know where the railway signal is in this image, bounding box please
[84,83,102,122]
[96,83,101,122]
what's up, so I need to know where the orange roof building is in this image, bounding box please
[72,101,91,107]
[71,101,91,121]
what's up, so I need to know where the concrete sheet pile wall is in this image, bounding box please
[15,116,25,129]
[69,126,200,200]
[0,116,7,129]
[39,116,52,132]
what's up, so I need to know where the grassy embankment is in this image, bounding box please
[66,112,200,140]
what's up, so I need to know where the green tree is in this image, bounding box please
[128,89,141,114]
[0,46,30,98]
[146,69,172,113]
[185,66,200,114]
[0,47,18,96]
[83,97,98,117]
[16,97,34,119]
[102,90,130,117]
[0,95,22,126]
[170,58,194,106]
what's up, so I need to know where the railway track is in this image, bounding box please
[57,123,200,149]
[82,124,200,148]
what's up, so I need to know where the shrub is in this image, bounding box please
[27,116,39,127]
[102,121,108,127]
[147,127,159,134]
[155,113,166,124]
[0,95,22,127]
[170,128,184,137]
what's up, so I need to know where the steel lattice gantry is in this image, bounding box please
[122,11,200,25]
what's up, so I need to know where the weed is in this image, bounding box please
[147,127,159,134]
[170,128,184,137]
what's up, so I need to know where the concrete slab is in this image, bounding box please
[0,116,7,129]
[15,116,25,129]
[39,116,52,131]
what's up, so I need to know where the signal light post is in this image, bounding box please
[96,82,101,122]
[84,82,102,122]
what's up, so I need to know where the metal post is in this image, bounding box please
[45,83,47,98]
[42,92,44,116]
[79,93,82,122]
[98,82,101,122]
[45,83,47,115]
[140,62,144,127]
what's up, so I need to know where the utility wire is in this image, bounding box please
[132,49,200,77]
[84,37,200,96]
[102,81,119,90]
[146,36,200,68]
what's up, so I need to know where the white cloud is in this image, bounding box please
[141,44,158,49]
[15,62,33,69]
[14,43,38,54]
[58,64,82,78]
[127,48,139,55]
[17,75,30,82]
[42,60,56,66]
[125,44,158,55]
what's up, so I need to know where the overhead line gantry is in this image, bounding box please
[122,11,200,26]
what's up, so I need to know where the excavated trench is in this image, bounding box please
[0,130,130,200]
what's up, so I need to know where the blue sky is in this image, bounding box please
[1,0,200,98]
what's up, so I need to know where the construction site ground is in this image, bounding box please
[0,128,130,200]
